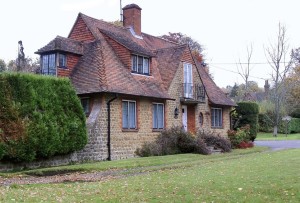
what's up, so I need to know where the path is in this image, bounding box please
[255,140,300,151]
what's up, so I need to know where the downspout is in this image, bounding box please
[107,94,118,161]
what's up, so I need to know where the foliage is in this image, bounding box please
[0,59,6,72]
[160,32,204,63]
[258,113,273,132]
[284,118,300,133]
[197,130,232,152]
[0,73,87,162]
[136,127,232,157]
[227,125,252,148]
[7,57,40,73]
[235,101,259,141]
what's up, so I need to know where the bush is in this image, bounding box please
[136,127,231,157]
[235,102,259,141]
[227,125,252,149]
[0,73,87,162]
[258,113,273,132]
[197,131,231,153]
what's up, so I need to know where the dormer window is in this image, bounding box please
[132,54,149,75]
[42,54,56,75]
[59,53,67,67]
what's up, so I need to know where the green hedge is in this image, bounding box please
[0,73,87,162]
[280,118,300,134]
[235,102,259,141]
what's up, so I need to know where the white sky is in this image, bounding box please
[1,0,300,88]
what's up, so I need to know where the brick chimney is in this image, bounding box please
[123,4,142,36]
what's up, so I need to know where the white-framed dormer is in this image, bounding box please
[131,54,150,75]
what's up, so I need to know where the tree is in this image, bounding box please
[230,83,239,98]
[237,44,253,97]
[0,59,6,72]
[285,66,300,117]
[265,23,292,137]
[7,57,40,73]
[160,32,204,63]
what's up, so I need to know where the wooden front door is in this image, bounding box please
[187,105,195,134]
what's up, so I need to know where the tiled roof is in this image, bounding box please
[71,37,172,99]
[35,36,83,55]
[156,45,187,90]
[196,63,236,106]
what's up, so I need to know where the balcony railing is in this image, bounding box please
[182,83,206,102]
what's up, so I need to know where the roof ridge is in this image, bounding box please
[79,12,129,31]
[156,44,187,52]
[142,32,180,46]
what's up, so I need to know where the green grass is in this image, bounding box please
[1,147,299,202]
[256,132,300,140]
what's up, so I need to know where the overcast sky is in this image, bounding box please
[1,0,300,88]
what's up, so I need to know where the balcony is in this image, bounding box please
[180,83,206,103]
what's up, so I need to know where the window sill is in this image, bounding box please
[211,127,223,129]
[131,72,151,77]
[58,66,68,69]
[122,129,139,132]
[152,129,164,132]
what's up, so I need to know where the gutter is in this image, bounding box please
[106,94,118,161]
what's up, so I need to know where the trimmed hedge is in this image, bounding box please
[280,118,300,134]
[235,102,259,141]
[0,73,87,162]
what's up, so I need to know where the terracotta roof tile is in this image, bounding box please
[196,63,236,106]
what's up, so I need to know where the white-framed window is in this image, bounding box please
[122,100,136,129]
[183,63,193,98]
[132,54,150,75]
[80,98,90,116]
[153,103,164,129]
[58,53,67,67]
[211,108,222,128]
[42,54,56,75]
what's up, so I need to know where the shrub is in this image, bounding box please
[227,125,252,149]
[235,102,259,141]
[0,73,87,162]
[136,127,208,157]
[197,131,231,153]
[258,113,273,132]
[136,127,231,157]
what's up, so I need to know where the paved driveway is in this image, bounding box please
[255,140,300,151]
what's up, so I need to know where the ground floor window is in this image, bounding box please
[153,103,164,129]
[80,98,90,116]
[122,100,136,129]
[211,108,222,128]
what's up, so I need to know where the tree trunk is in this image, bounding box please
[273,125,278,137]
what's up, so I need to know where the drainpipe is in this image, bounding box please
[107,94,118,161]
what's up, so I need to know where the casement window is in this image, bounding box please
[183,63,193,98]
[153,103,164,129]
[80,98,90,116]
[58,53,67,67]
[122,100,136,129]
[42,54,56,75]
[132,54,149,75]
[211,108,222,128]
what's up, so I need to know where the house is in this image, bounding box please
[243,80,270,102]
[35,4,235,161]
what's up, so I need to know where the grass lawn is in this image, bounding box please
[1,147,299,202]
[256,132,300,140]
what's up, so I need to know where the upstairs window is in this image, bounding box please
[132,55,149,75]
[58,53,67,67]
[42,54,56,75]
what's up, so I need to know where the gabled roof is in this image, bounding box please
[35,36,83,55]
[156,45,188,90]
[196,63,236,106]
